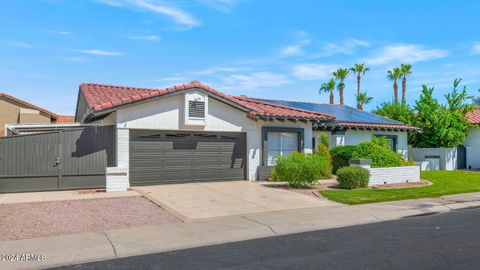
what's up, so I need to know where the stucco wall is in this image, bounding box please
[410,147,457,171]
[0,96,52,136]
[464,127,480,169]
[313,130,409,159]
[113,93,312,182]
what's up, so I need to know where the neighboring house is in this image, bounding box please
[0,92,74,136]
[73,81,418,190]
[465,108,480,169]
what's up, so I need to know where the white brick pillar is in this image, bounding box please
[107,128,130,192]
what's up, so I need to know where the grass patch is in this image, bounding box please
[320,170,480,205]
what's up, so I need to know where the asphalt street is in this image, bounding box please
[57,207,480,270]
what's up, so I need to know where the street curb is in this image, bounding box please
[2,198,480,270]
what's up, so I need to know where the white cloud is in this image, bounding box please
[471,43,480,55]
[48,30,72,36]
[292,64,338,80]
[281,31,311,56]
[1,41,33,48]
[75,49,124,56]
[218,72,291,91]
[281,45,302,56]
[128,35,160,41]
[95,0,199,27]
[195,0,241,12]
[366,44,448,65]
[195,66,251,75]
[61,56,90,62]
[313,38,370,57]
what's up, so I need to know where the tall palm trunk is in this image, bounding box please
[329,91,334,104]
[393,80,399,104]
[356,74,361,109]
[402,76,407,106]
[339,85,344,105]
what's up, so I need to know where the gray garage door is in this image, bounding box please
[129,130,246,185]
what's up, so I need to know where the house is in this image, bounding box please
[253,98,419,160]
[0,92,74,136]
[465,108,480,169]
[73,81,418,191]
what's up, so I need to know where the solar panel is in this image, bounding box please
[254,99,404,125]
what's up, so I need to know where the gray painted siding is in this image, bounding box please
[0,126,116,192]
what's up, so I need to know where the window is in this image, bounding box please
[374,134,398,151]
[188,100,205,118]
[267,132,298,165]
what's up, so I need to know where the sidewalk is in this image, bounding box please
[2,192,480,270]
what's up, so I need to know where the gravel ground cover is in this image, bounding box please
[0,197,181,241]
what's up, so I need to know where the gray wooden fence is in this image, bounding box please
[0,125,116,192]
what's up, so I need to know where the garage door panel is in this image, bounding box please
[130,130,246,185]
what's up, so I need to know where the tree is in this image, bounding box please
[400,64,412,106]
[475,90,480,106]
[373,102,415,125]
[373,102,416,144]
[349,63,370,109]
[333,68,349,105]
[387,67,402,104]
[411,85,471,148]
[319,79,336,104]
[355,92,373,110]
[444,78,474,114]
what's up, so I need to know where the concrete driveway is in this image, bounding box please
[134,181,337,220]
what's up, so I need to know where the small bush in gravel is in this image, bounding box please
[336,166,370,189]
[272,152,332,188]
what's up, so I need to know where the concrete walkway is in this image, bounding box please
[134,181,337,220]
[2,192,480,270]
[0,190,140,204]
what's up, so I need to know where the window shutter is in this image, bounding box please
[189,101,205,118]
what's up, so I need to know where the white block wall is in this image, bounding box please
[410,147,457,170]
[106,167,129,192]
[367,166,420,186]
[106,128,130,192]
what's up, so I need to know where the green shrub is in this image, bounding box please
[336,166,370,189]
[319,132,329,147]
[317,143,332,161]
[352,141,404,168]
[272,152,332,188]
[331,145,357,173]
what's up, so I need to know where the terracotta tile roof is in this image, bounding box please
[466,108,480,124]
[0,92,58,119]
[332,122,421,131]
[55,115,75,123]
[79,81,335,121]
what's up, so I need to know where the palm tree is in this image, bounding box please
[387,67,402,104]
[400,64,412,106]
[356,92,373,110]
[349,63,370,109]
[319,79,336,104]
[333,68,349,105]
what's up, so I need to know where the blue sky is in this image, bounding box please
[1,0,480,115]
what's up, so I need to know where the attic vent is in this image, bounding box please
[189,101,205,118]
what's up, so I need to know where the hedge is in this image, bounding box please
[330,145,357,173]
[336,166,370,189]
[272,152,332,188]
[352,141,404,168]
